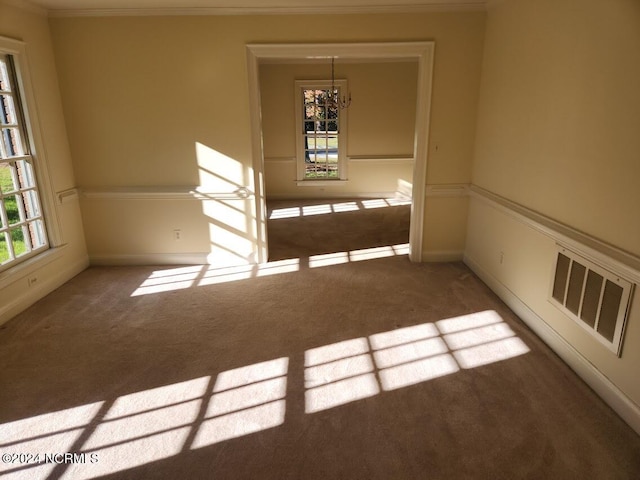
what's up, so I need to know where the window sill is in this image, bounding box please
[296,180,349,187]
[0,245,68,290]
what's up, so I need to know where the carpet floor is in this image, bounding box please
[0,198,639,479]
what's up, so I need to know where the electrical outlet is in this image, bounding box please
[173,229,181,241]
[27,276,38,287]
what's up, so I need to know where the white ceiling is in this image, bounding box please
[20,0,487,16]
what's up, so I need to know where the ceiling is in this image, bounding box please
[19,0,488,16]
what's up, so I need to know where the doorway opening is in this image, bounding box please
[246,42,435,264]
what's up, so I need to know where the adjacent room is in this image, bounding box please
[1,0,639,478]
[260,57,416,259]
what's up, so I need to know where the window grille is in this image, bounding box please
[0,54,48,271]
[295,80,347,182]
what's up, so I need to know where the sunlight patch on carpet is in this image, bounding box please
[131,259,300,296]
[2,312,530,478]
[269,198,410,220]
[308,243,410,268]
[0,402,104,479]
[304,310,531,411]
[192,357,288,449]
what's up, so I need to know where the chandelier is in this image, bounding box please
[328,57,352,109]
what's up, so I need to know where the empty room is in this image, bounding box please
[1,0,639,478]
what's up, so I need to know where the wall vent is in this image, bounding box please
[550,245,634,356]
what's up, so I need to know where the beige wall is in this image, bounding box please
[466,0,640,415]
[260,61,416,199]
[472,0,640,257]
[0,1,88,324]
[49,12,485,263]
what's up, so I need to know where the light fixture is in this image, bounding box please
[329,57,351,110]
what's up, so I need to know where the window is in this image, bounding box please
[0,53,48,271]
[295,80,347,182]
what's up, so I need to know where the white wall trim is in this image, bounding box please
[247,41,435,264]
[426,183,469,197]
[0,245,67,291]
[56,187,80,204]
[82,186,252,201]
[295,180,348,187]
[469,185,640,284]
[47,3,486,18]
[90,252,212,266]
[464,253,640,436]
[422,250,464,262]
[264,156,296,164]
[0,251,88,326]
[348,155,414,163]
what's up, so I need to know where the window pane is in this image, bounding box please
[6,193,23,225]
[0,231,10,263]
[305,136,315,149]
[1,94,17,125]
[327,136,338,158]
[305,164,317,178]
[11,227,28,257]
[16,160,35,188]
[303,89,314,105]
[22,190,41,219]
[0,162,15,192]
[2,127,24,157]
[305,106,317,122]
[316,90,328,105]
[314,151,327,163]
[0,59,10,91]
[305,150,315,162]
[29,219,46,249]
[314,137,327,149]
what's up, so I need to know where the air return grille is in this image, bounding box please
[550,246,634,356]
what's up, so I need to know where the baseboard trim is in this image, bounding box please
[464,253,640,436]
[422,250,464,262]
[0,254,89,326]
[90,252,217,266]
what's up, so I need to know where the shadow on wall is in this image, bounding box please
[194,142,257,265]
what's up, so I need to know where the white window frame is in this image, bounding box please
[294,80,348,184]
[0,36,58,275]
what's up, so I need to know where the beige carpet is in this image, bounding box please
[0,198,639,479]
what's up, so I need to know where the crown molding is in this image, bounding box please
[47,3,486,18]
